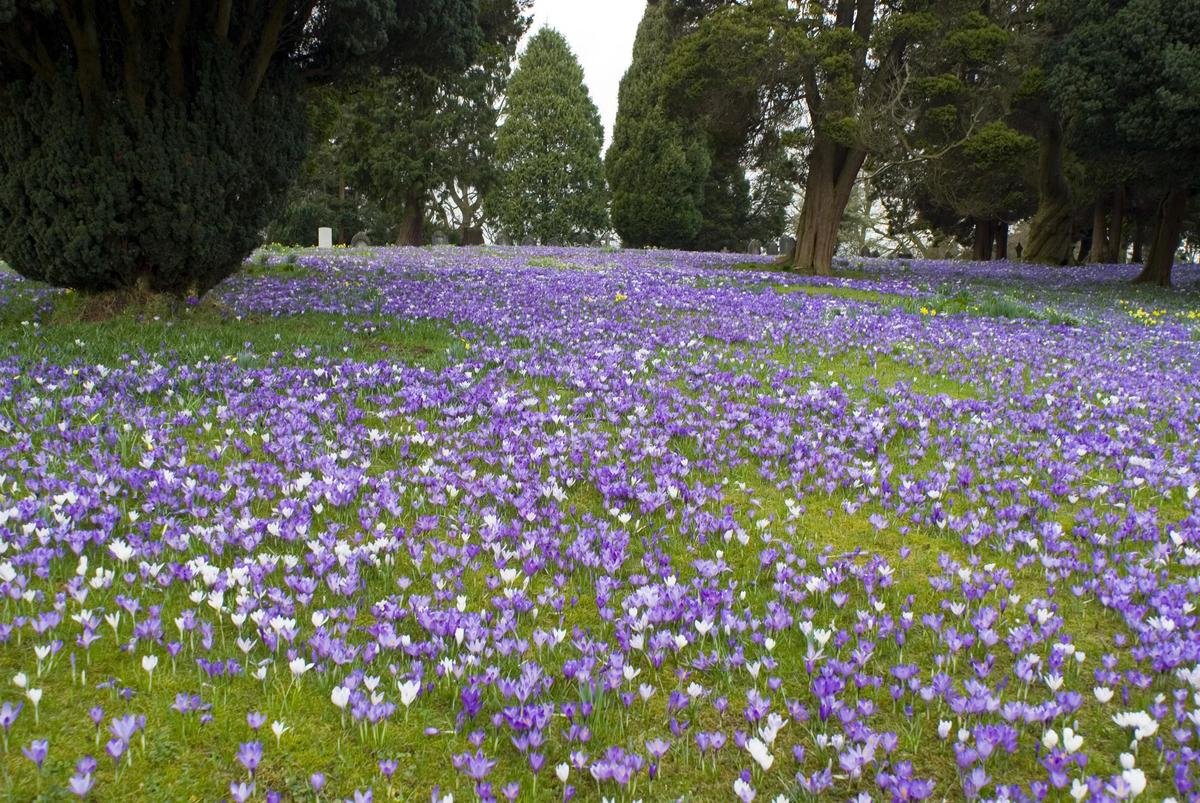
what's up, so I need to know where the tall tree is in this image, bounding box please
[666,0,1001,274]
[270,0,529,247]
[1045,0,1200,284]
[875,3,1038,262]
[607,2,709,249]
[488,28,609,245]
[662,0,804,251]
[0,2,481,296]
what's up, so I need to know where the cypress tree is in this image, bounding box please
[607,2,708,249]
[489,28,609,245]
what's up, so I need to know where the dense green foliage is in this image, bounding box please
[1045,0,1200,283]
[0,2,481,294]
[488,29,609,245]
[877,6,1039,259]
[607,3,709,249]
[270,0,530,247]
[662,0,1005,272]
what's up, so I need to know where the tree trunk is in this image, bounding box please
[1104,186,1126,263]
[397,192,425,246]
[1135,188,1189,287]
[994,221,1009,260]
[1087,200,1107,263]
[1132,220,1145,264]
[790,135,867,275]
[972,218,994,261]
[1026,115,1074,265]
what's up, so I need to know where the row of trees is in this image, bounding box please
[0,2,1196,294]
[607,0,1199,285]
[271,18,611,249]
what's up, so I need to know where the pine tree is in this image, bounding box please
[488,28,609,245]
[607,3,708,249]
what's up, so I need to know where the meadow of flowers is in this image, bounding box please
[0,246,1198,801]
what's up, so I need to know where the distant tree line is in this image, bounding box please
[606,0,1199,285]
[1,1,1196,295]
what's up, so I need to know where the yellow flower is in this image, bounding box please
[614,292,628,303]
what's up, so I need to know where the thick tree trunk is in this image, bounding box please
[1026,115,1074,265]
[397,192,425,246]
[790,135,867,275]
[972,218,994,261]
[1087,200,1107,263]
[1135,188,1188,287]
[1105,186,1126,263]
[994,221,1009,260]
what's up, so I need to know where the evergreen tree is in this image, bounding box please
[273,0,530,247]
[607,2,708,249]
[0,2,480,296]
[885,5,1039,261]
[1045,0,1200,285]
[665,0,1012,274]
[488,28,609,245]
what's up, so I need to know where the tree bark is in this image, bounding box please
[1087,200,1107,263]
[1104,186,1126,263]
[994,221,1009,260]
[790,135,867,275]
[1132,220,1145,264]
[56,0,106,140]
[1026,115,1074,265]
[397,192,425,246]
[243,0,288,103]
[1134,188,1188,287]
[972,218,994,261]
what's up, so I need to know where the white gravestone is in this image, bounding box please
[318,227,334,249]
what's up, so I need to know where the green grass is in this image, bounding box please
[774,284,908,305]
[526,256,579,270]
[0,293,457,370]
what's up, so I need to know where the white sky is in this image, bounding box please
[525,0,646,150]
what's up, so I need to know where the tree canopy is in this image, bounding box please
[607,2,709,250]
[488,28,609,246]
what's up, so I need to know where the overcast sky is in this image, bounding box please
[525,0,646,150]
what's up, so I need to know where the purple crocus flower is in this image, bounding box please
[22,738,48,770]
[237,741,263,775]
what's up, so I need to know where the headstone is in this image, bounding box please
[432,232,449,246]
[463,227,485,246]
[521,236,537,246]
[779,236,796,256]
[318,227,333,249]
[350,230,371,248]
[765,239,780,257]
[748,239,762,255]
[496,235,512,246]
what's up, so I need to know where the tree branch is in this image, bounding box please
[117,0,146,117]
[0,28,56,83]
[168,0,192,98]
[214,0,233,41]
[56,0,106,137]
[242,0,288,103]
